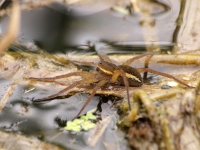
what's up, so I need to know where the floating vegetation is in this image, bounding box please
[65,108,97,132]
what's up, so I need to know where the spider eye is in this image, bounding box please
[99,61,102,64]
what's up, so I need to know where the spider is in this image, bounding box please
[27,53,191,119]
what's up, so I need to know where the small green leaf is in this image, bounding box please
[86,112,97,120]
[66,121,77,126]
[82,121,96,131]
[80,115,88,121]
[64,108,98,132]
[73,119,84,124]
[65,124,81,132]
[71,125,81,132]
[87,108,97,114]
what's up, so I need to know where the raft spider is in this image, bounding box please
[28,53,191,118]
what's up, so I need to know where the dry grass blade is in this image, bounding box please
[0,82,15,112]
[0,0,20,54]
[88,116,112,147]
[0,64,27,112]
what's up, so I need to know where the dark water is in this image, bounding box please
[1,0,176,54]
[0,78,129,149]
[0,0,186,149]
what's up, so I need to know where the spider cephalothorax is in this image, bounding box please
[97,60,143,87]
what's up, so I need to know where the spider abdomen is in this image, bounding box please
[117,65,143,87]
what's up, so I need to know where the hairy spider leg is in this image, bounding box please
[27,72,94,86]
[111,69,131,110]
[74,80,106,119]
[27,71,92,82]
[97,52,113,63]
[48,81,69,86]
[143,54,153,80]
[137,68,192,88]
[33,78,99,102]
[72,52,113,67]
[26,78,70,86]
[123,53,154,66]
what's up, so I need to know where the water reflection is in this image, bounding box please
[0,0,176,54]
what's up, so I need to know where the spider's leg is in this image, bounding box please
[33,78,99,102]
[111,69,131,111]
[51,81,69,86]
[98,52,113,63]
[137,68,192,88]
[74,80,106,119]
[123,53,153,66]
[26,71,91,82]
[143,54,153,81]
